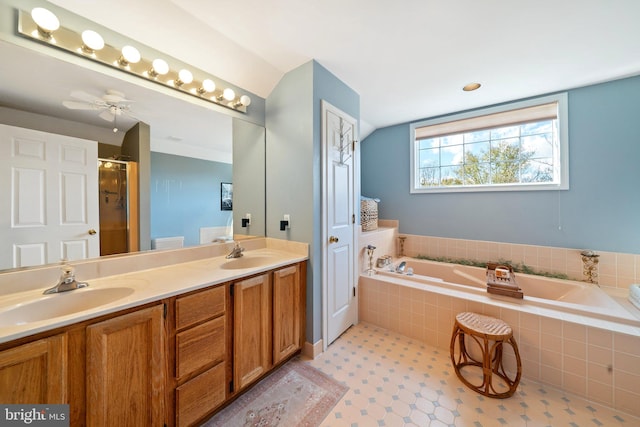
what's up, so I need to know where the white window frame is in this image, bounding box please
[410,93,569,193]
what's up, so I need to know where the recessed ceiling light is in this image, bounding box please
[463,82,481,92]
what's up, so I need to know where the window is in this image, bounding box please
[410,93,568,193]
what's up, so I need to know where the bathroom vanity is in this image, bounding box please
[0,246,307,426]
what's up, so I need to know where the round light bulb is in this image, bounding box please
[201,79,215,93]
[121,45,141,64]
[223,88,235,101]
[81,30,104,51]
[178,69,193,84]
[152,58,169,75]
[239,95,251,106]
[31,7,60,32]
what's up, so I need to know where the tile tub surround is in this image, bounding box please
[400,233,639,290]
[358,275,640,418]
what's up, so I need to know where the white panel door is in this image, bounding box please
[0,124,99,269]
[322,101,358,346]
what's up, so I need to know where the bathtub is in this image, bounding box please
[373,257,640,328]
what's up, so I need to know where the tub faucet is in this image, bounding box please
[226,242,245,259]
[396,261,407,274]
[43,265,89,294]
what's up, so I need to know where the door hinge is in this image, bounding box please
[163,303,167,319]
[229,380,234,393]
[230,283,234,297]
[352,214,355,224]
[353,287,356,297]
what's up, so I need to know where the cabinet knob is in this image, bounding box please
[88,229,97,235]
[329,236,339,243]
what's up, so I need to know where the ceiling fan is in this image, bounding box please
[62,89,136,131]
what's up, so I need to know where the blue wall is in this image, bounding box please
[266,60,359,345]
[150,152,232,247]
[361,75,640,254]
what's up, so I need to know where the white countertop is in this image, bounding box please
[0,248,307,344]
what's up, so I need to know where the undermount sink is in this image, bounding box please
[0,287,135,326]
[220,255,277,270]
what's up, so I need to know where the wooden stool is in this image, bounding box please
[450,312,522,398]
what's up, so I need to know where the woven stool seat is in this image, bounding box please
[455,312,513,338]
[450,312,522,399]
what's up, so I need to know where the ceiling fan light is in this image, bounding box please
[81,30,104,53]
[31,8,60,34]
[223,88,235,101]
[120,45,141,65]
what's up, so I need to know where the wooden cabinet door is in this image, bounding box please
[0,334,67,404]
[86,305,165,426]
[233,273,271,390]
[273,265,301,364]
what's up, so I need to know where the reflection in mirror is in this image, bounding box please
[233,119,266,240]
[99,159,138,256]
[0,41,265,272]
[150,148,233,248]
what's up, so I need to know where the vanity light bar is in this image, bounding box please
[16,8,251,113]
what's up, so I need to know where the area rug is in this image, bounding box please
[202,357,348,427]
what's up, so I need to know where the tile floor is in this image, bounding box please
[306,322,639,426]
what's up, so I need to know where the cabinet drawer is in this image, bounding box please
[176,316,225,379]
[176,285,225,330]
[176,363,226,427]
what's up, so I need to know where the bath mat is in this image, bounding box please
[202,357,348,427]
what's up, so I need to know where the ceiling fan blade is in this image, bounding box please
[62,100,94,110]
[69,90,101,103]
[98,109,115,122]
[103,90,134,104]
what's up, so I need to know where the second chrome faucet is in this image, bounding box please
[226,242,245,259]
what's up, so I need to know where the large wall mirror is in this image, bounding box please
[0,40,266,271]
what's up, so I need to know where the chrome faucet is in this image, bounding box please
[43,265,89,294]
[226,242,245,259]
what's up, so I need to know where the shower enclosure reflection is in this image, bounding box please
[98,159,138,256]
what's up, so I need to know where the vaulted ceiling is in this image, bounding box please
[35,0,640,137]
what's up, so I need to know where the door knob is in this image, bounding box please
[329,236,339,243]
[88,229,97,235]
